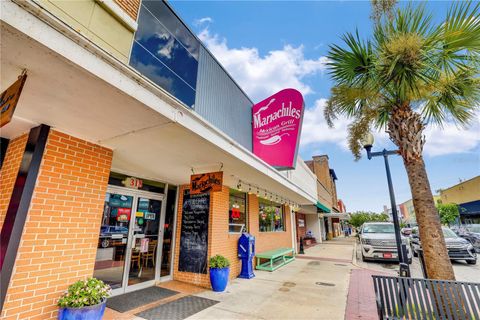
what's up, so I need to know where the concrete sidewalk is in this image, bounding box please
[105,238,390,320]
[188,241,355,320]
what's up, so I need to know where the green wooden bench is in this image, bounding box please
[255,248,295,272]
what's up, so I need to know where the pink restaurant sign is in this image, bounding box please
[252,88,304,170]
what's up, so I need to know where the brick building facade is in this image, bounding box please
[1,130,113,319]
[173,186,293,288]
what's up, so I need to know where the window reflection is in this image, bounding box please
[229,189,247,233]
[130,43,196,108]
[130,1,199,108]
[259,199,285,232]
[135,7,198,88]
[142,0,199,60]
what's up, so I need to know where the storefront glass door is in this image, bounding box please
[94,187,165,295]
[159,185,177,278]
[93,191,134,294]
[127,197,162,288]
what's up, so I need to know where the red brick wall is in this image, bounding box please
[1,130,113,320]
[209,186,242,282]
[0,134,28,229]
[114,0,140,20]
[295,212,306,241]
[173,186,293,288]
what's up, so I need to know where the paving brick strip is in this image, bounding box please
[344,269,392,320]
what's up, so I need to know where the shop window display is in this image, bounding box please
[229,189,247,233]
[259,199,285,232]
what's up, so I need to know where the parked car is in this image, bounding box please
[451,224,480,253]
[410,226,477,265]
[359,222,412,263]
[98,225,129,248]
[401,227,413,236]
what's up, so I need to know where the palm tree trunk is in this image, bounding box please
[388,105,455,280]
[403,157,455,280]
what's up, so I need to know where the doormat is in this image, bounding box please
[107,286,179,313]
[135,295,219,320]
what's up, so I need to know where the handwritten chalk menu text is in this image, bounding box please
[178,190,210,274]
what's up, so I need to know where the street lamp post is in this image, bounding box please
[361,133,411,277]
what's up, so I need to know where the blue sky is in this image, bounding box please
[170,1,480,212]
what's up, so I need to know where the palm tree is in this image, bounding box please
[325,2,479,280]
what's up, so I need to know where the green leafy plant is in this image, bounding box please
[57,278,111,308]
[349,211,389,228]
[209,255,230,269]
[437,203,463,226]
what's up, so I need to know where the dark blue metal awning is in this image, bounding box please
[459,200,480,215]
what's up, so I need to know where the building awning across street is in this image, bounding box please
[316,201,331,213]
[460,200,480,215]
[324,213,349,220]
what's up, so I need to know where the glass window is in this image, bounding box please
[442,227,458,238]
[142,0,200,60]
[362,223,395,234]
[130,2,198,108]
[134,7,198,88]
[161,185,177,277]
[229,189,247,233]
[259,199,285,232]
[93,192,133,290]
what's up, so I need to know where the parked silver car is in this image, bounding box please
[410,226,477,265]
[359,222,412,263]
[451,224,480,253]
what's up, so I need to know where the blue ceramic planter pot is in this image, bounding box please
[58,299,106,320]
[209,267,230,292]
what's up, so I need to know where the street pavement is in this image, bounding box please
[355,242,480,282]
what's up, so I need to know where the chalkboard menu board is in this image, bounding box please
[178,190,210,274]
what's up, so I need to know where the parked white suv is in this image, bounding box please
[359,222,412,263]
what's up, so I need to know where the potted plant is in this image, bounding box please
[57,278,111,320]
[209,255,230,292]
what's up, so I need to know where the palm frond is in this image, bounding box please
[348,109,379,160]
[422,69,480,126]
[432,1,480,74]
[327,30,375,86]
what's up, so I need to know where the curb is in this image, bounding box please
[352,240,357,265]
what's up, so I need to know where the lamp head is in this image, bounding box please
[360,132,374,149]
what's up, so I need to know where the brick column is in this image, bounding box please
[0,134,28,229]
[209,186,242,280]
[1,130,112,320]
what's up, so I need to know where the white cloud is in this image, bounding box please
[300,99,480,157]
[300,99,390,151]
[423,112,480,157]
[198,28,328,101]
[194,17,213,26]
[157,34,175,59]
[300,99,349,149]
